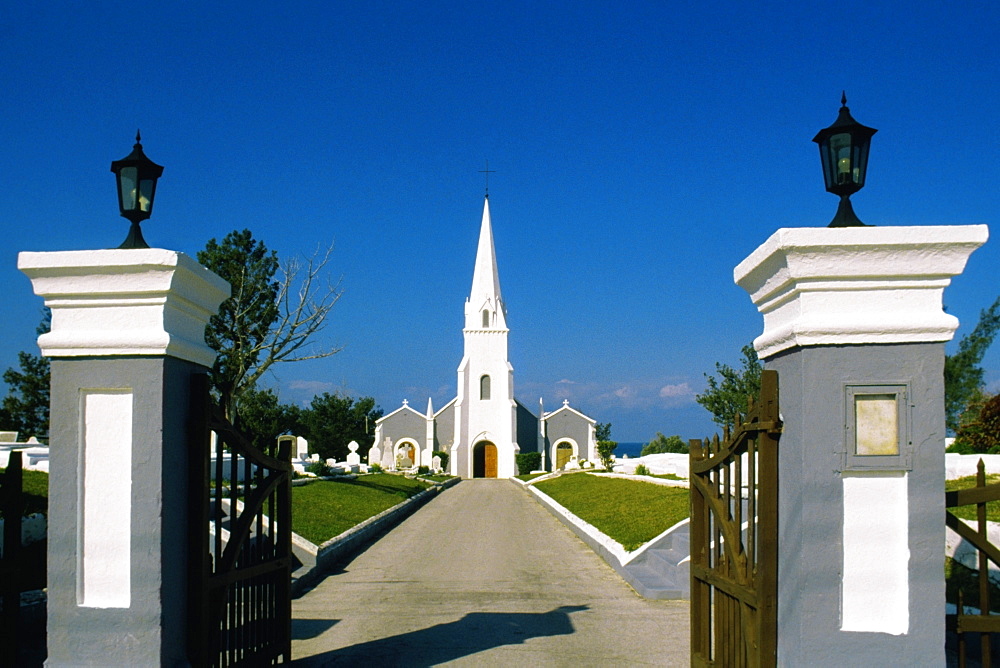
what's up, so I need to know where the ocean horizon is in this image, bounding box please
[615,442,645,458]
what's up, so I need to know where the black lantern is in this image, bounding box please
[812,93,877,227]
[110,131,164,248]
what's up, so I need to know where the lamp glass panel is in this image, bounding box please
[819,140,834,189]
[830,133,853,186]
[855,393,898,456]
[138,179,154,212]
[119,167,137,210]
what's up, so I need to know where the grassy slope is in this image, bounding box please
[535,473,689,551]
[0,467,48,518]
[291,473,430,545]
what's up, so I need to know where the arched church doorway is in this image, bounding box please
[396,442,416,469]
[472,441,498,478]
[555,441,573,470]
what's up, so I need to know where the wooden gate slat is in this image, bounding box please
[690,369,780,668]
[189,373,292,667]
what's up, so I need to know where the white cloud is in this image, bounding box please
[659,382,693,398]
[288,380,335,392]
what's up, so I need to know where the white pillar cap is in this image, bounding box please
[19,248,230,367]
[735,225,989,359]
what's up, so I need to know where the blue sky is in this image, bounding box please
[2,2,998,442]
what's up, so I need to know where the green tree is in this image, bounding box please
[236,386,303,454]
[0,352,50,440]
[595,422,612,442]
[945,296,1000,433]
[197,230,343,422]
[640,432,688,456]
[597,440,618,471]
[0,310,52,440]
[695,343,762,429]
[951,393,1000,454]
[594,422,617,470]
[300,393,382,462]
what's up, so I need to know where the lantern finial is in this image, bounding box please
[841,91,847,107]
[135,129,141,144]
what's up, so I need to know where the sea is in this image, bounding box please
[615,442,645,458]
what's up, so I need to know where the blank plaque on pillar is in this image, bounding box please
[855,394,899,456]
[843,384,910,470]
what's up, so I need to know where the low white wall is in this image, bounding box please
[0,444,49,472]
[614,452,690,477]
[945,453,1000,480]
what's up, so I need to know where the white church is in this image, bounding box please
[372,195,598,478]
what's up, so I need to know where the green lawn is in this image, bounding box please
[291,473,430,545]
[515,472,548,482]
[0,466,48,518]
[946,473,1000,523]
[535,473,689,551]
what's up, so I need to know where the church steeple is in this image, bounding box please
[466,196,507,331]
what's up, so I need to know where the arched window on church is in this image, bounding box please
[482,309,490,328]
[480,374,491,400]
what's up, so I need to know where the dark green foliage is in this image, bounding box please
[236,386,303,454]
[417,465,430,475]
[945,296,1000,433]
[696,343,762,428]
[515,451,541,474]
[300,393,382,463]
[197,230,281,420]
[596,440,617,471]
[305,461,328,476]
[641,432,688,456]
[634,464,651,476]
[595,422,612,442]
[952,393,1000,454]
[0,352,50,440]
[432,450,449,472]
[0,310,52,440]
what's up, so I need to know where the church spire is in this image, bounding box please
[467,196,506,329]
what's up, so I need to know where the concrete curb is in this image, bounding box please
[291,477,460,597]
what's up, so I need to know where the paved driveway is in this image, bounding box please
[292,479,689,666]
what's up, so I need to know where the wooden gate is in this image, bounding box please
[189,373,292,666]
[946,459,1000,666]
[689,369,781,668]
[0,451,24,667]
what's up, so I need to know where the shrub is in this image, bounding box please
[597,440,617,470]
[369,463,382,473]
[417,465,430,475]
[641,432,688,456]
[433,450,450,472]
[306,461,328,476]
[635,464,651,476]
[515,452,542,474]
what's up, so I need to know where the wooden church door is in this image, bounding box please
[556,442,573,470]
[484,444,497,478]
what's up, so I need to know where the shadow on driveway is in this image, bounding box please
[292,605,588,666]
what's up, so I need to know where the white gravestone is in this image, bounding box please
[381,437,394,470]
[345,441,361,472]
[296,436,309,460]
[432,455,442,472]
[368,445,381,467]
[346,440,361,466]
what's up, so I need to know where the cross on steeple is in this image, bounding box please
[478,160,496,197]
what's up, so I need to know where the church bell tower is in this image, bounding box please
[453,195,518,477]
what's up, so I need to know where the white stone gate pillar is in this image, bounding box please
[735,225,987,665]
[19,249,228,666]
